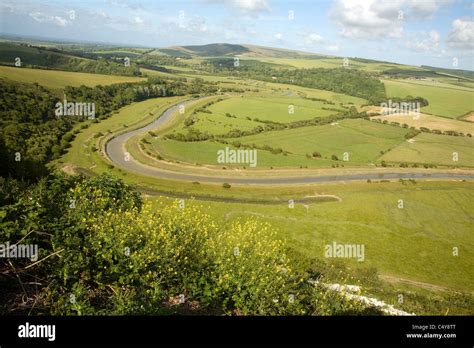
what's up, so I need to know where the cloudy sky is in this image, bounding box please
[1,0,473,70]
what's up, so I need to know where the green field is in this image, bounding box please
[371,113,474,134]
[380,132,474,167]
[59,96,185,170]
[383,79,474,118]
[256,57,419,72]
[147,180,474,292]
[234,119,409,163]
[0,65,146,89]
[204,96,344,123]
[149,119,410,168]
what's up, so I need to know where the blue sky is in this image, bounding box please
[1,0,473,69]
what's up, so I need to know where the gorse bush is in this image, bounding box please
[1,173,370,315]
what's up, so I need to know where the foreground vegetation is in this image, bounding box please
[0,174,373,315]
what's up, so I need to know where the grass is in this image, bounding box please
[252,81,367,106]
[192,111,262,134]
[234,119,409,164]
[383,79,474,118]
[371,113,474,134]
[58,96,185,170]
[205,96,344,123]
[40,49,474,315]
[146,180,474,292]
[255,57,422,73]
[151,138,331,168]
[399,78,474,92]
[0,65,146,89]
[140,67,177,78]
[380,132,474,167]
[147,119,409,168]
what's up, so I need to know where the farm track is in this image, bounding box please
[105,98,474,185]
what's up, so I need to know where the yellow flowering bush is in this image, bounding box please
[14,174,370,315]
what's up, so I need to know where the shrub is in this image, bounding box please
[1,174,373,316]
[222,183,231,189]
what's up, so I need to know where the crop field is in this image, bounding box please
[256,57,418,72]
[0,65,146,89]
[396,78,474,92]
[383,79,474,118]
[265,83,367,105]
[371,113,474,134]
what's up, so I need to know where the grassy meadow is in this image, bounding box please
[146,180,474,292]
[383,79,474,118]
[380,132,474,167]
[0,65,146,89]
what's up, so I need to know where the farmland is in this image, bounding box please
[380,132,474,167]
[0,65,146,89]
[383,79,474,118]
[2,38,473,317]
[371,112,474,134]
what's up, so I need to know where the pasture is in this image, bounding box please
[233,119,409,164]
[206,96,344,123]
[380,132,474,167]
[147,179,474,293]
[0,65,146,89]
[371,113,474,134]
[383,79,474,118]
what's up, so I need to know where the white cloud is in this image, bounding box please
[29,11,70,27]
[274,33,283,40]
[179,15,209,33]
[405,29,441,52]
[330,0,404,39]
[203,0,270,15]
[325,45,340,52]
[408,0,453,19]
[105,0,145,11]
[447,18,474,50]
[307,33,323,43]
[231,0,270,13]
[330,0,452,39]
[133,16,144,25]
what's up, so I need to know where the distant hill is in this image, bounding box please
[0,42,88,67]
[0,42,140,76]
[160,43,321,59]
[177,43,250,57]
[421,65,474,81]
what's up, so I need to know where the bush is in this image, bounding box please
[222,183,231,189]
[1,174,373,316]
